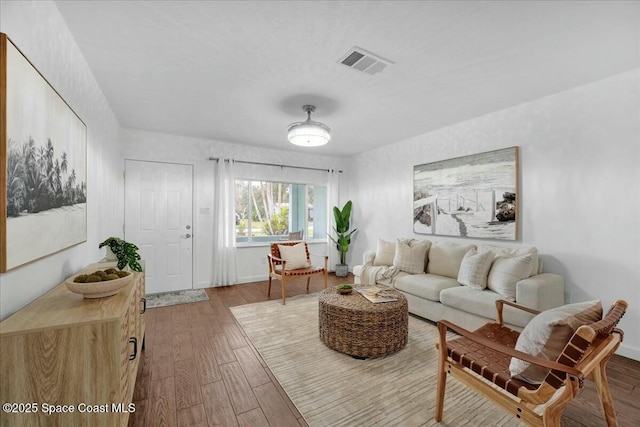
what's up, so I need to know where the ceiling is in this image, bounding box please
[55,1,639,156]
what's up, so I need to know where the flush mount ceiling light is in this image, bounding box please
[287,105,331,147]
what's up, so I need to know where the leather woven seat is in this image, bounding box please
[436,299,627,427]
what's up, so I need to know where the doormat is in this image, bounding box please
[146,289,209,308]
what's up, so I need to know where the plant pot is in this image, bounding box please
[335,264,349,277]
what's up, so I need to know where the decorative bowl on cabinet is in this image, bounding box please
[65,270,132,298]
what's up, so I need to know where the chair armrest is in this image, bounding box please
[267,254,284,263]
[308,252,328,260]
[516,273,565,311]
[495,299,540,326]
[436,320,584,380]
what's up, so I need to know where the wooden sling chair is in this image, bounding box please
[267,242,328,304]
[436,299,628,427]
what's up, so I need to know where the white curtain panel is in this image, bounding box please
[327,169,341,270]
[212,159,238,286]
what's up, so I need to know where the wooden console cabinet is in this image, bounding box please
[0,263,146,427]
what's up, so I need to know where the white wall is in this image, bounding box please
[120,128,346,287]
[0,1,123,319]
[347,70,640,360]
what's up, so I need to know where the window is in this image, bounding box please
[235,180,327,244]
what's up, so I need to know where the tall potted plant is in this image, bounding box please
[329,200,357,277]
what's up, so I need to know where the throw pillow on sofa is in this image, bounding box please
[427,242,476,279]
[457,248,494,290]
[509,300,602,384]
[393,239,431,274]
[277,243,310,270]
[487,253,534,301]
[373,238,396,266]
[478,244,539,277]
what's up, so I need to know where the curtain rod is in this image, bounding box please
[207,157,342,173]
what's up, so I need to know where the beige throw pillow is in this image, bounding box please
[457,248,494,290]
[373,239,396,266]
[510,300,602,384]
[478,244,539,277]
[427,242,476,279]
[487,254,534,301]
[393,239,431,274]
[277,243,310,270]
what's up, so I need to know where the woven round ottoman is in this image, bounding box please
[318,286,408,358]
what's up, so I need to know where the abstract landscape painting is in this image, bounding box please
[413,147,519,240]
[1,34,87,272]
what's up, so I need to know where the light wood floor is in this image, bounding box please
[128,275,640,427]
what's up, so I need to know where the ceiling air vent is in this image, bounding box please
[338,46,394,76]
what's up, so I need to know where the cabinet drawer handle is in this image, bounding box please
[129,337,138,360]
[141,298,146,314]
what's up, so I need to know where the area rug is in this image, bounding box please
[230,294,524,427]
[146,288,209,308]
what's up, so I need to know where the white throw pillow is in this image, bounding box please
[478,244,539,277]
[373,239,396,266]
[487,254,534,301]
[393,239,431,274]
[510,300,602,384]
[457,248,494,290]
[277,243,310,270]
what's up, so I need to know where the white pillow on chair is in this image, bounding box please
[278,243,310,270]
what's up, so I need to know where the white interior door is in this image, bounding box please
[125,160,193,294]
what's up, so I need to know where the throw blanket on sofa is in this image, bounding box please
[360,264,403,286]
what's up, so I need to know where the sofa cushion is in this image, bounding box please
[394,274,459,302]
[487,254,534,301]
[277,243,310,270]
[457,249,494,290]
[440,286,504,320]
[510,300,603,384]
[427,242,476,279]
[478,244,539,276]
[373,239,396,266]
[439,286,535,328]
[393,239,431,274]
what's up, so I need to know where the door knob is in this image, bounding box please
[180,234,191,239]
[186,225,191,230]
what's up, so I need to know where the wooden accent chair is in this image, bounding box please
[435,299,627,427]
[267,242,328,304]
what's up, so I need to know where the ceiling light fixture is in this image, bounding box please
[287,105,330,147]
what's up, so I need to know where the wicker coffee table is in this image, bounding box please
[318,286,408,358]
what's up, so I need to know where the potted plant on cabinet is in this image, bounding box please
[329,200,357,277]
[99,237,143,272]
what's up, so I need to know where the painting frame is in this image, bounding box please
[413,147,519,241]
[0,33,87,272]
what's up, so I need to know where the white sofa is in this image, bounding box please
[353,239,565,331]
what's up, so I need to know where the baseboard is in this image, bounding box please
[617,343,640,361]
[237,274,268,284]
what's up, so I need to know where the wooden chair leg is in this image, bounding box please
[435,322,448,422]
[593,359,619,427]
[267,276,272,298]
[541,385,575,427]
[306,276,311,292]
[281,276,286,305]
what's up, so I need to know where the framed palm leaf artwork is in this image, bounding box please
[1,33,87,272]
[413,147,519,241]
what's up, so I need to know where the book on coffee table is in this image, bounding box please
[355,286,398,303]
